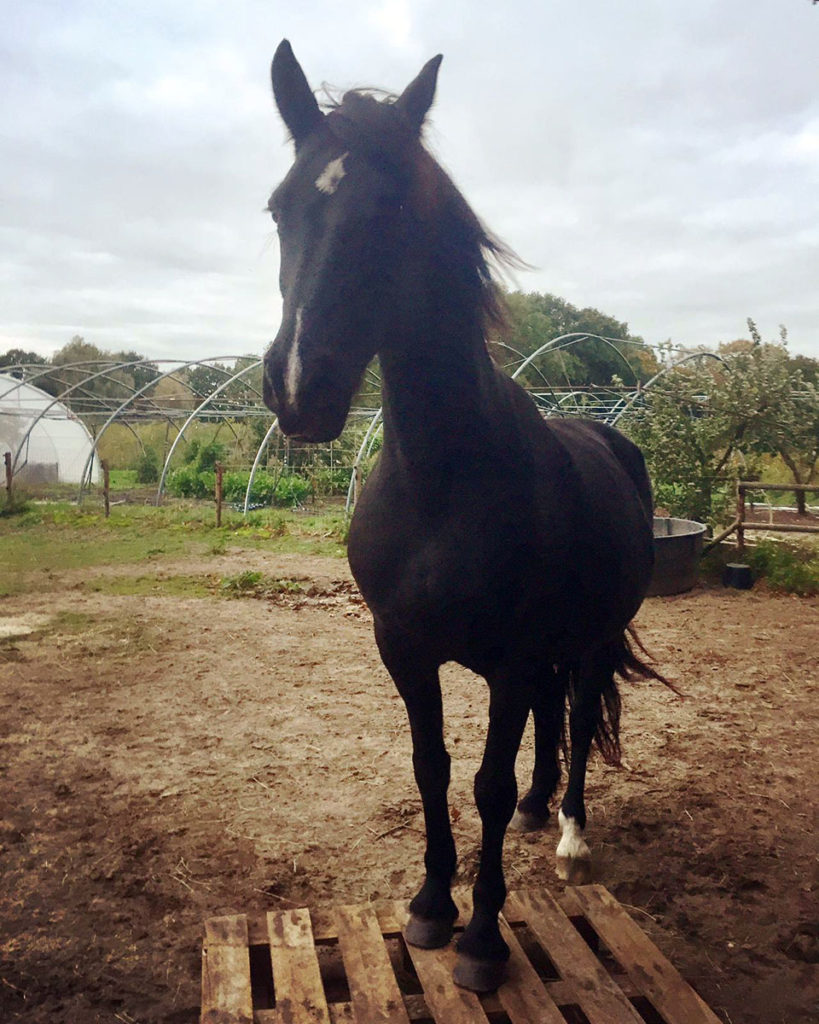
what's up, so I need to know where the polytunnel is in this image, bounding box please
[1,337,717,511]
[0,372,100,485]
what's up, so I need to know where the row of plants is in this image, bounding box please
[166,465,314,507]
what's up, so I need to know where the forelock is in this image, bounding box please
[325,91,420,183]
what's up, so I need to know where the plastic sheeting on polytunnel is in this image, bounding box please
[0,373,100,485]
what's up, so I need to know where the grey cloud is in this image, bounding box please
[1,0,816,361]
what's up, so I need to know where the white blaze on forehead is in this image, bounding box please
[285,307,304,411]
[315,153,348,195]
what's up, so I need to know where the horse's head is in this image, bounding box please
[262,40,442,441]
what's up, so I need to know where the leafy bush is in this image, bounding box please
[274,475,313,507]
[166,466,314,506]
[1,496,33,518]
[745,540,819,596]
[312,466,354,495]
[166,466,215,499]
[220,470,313,507]
[182,438,227,472]
[134,446,160,483]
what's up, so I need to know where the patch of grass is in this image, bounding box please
[219,571,305,598]
[745,540,819,596]
[82,575,214,598]
[108,469,138,490]
[50,610,98,633]
[0,501,348,595]
[702,539,819,595]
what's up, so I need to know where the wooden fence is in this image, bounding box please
[706,481,819,554]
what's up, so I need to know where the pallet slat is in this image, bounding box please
[201,915,254,1024]
[267,908,332,1024]
[451,891,565,1024]
[335,904,411,1023]
[570,885,722,1024]
[507,889,644,1024]
[201,887,721,1024]
[389,900,490,1024]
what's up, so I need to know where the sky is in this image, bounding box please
[1,0,818,364]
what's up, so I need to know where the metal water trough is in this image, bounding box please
[647,516,708,596]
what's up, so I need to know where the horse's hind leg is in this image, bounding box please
[375,628,457,949]
[557,648,620,884]
[511,668,564,832]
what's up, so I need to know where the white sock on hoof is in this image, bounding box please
[556,809,591,863]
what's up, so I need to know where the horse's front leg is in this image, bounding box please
[376,629,457,949]
[455,682,531,992]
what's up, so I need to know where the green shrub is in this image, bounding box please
[221,470,313,507]
[183,439,226,472]
[134,446,160,483]
[274,475,313,507]
[744,540,819,596]
[166,466,215,499]
[222,470,277,505]
[312,466,354,495]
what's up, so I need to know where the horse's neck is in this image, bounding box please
[378,311,503,474]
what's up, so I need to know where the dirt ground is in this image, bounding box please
[0,550,816,1024]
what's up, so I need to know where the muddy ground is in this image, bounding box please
[0,551,816,1023]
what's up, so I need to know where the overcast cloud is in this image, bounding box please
[1,0,817,362]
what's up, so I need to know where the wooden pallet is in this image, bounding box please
[201,885,720,1024]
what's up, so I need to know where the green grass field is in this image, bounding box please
[0,500,348,597]
[2,494,817,598]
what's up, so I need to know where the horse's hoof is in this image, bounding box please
[453,953,507,992]
[556,854,592,884]
[404,914,454,949]
[510,808,549,833]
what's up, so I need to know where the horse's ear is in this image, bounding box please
[271,39,323,146]
[394,54,443,132]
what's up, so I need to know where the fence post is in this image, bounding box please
[4,451,12,507]
[215,462,223,528]
[101,460,110,518]
[736,482,746,555]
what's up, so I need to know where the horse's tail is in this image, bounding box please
[562,626,678,767]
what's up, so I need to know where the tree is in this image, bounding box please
[727,341,818,514]
[112,349,160,393]
[490,291,659,386]
[622,357,740,523]
[49,336,135,412]
[0,348,48,377]
[621,330,819,522]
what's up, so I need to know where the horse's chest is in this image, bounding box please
[348,503,557,656]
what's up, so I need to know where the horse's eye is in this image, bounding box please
[266,194,280,223]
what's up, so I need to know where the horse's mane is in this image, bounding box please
[323,88,519,333]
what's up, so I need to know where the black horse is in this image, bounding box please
[263,41,664,992]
